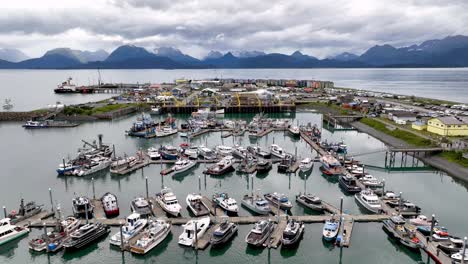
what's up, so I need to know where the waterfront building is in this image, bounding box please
[427,116,468,136]
[411,120,427,131]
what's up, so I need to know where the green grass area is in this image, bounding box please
[63,103,136,116]
[438,151,468,168]
[360,118,433,147]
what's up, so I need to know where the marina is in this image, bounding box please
[0,97,467,263]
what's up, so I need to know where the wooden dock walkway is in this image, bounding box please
[195,223,217,250]
[149,197,167,217]
[202,196,225,216]
[16,210,55,227]
[416,231,452,264]
[340,218,354,247]
[264,219,287,248]
[91,199,106,219]
[300,132,327,156]
[111,159,149,175]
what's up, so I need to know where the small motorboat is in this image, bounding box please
[299,157,313,172]
[241,194,271,215]
[101,192,120,218]
[322,217,340,242]
[256,159,272,173]
[281,219,304,248]
[288,126,300,137]
[210,221,238,248]
[28,216,80,252]
[72,196,94,219]
[160,145,179,160]
[264,193,293,210]
[109,213,147,246]
[216,145,234,156]
[130,197,153,218]
[156,187,182,217]
[205,156,235,176]
[147,147,160,160]
[296,194,324,212]
[354,189,382,214]
[437,237,464,255]
[186,193,210,216]
[382,215,422,250]
[245,220,276,247]
[129,219,171,255]
[451,250,468,263]
[338,174,362,194]
[212,193,238,215]
[171,159,197,176]
[178,217,210,247]
[270,144,287,159]
[409,215,437,227]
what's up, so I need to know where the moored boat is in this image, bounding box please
[170,159,197,176]
[288,126,300,137]
[186,194,210,217]
[178,217,210,247]
[241,194,271,215]
[382,215,422,250]
[62,222,110,251]
[72,196,94,219]
[322,217,340,242]
[281,219,304,248]
[160,145,179,160]
[155,187,182,217]
[270,144,287,159]
[210,221,238,247]
[205,156,235,176]
[101,192,119,218]
[338,174,362,193]
[256,159,272,173]
[0,218,29,246]
[212,193,238,215]
[245,219,275,247]
[295,194,324,212]
[320,155,342,176]
[354,189,382,214]
[109,213,147,246]
[130,197,153,218]
[299,157,313,172]
[7,199,43,224]
[264,192,293,210]
[129,219,171,255]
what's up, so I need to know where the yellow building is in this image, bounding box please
[412,120,427,131]
[427,116,468,136]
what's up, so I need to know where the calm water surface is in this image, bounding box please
[1,68,468,111]
[0,112,467,263]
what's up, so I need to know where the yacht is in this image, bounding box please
[322,217,340,241]
[382,215,422,250]
[73,156,111,176]
[72,196,94,219]
[198,146,217,160]
[178,217,210,247]
[360,175,384,188]
[264,193,293,210]
[212,193,238,215]
[63,222,110,251]
[210,221,238,248]
[155,126,178,137]
[245,220,275,247]
[281,219,304,248]
[156,187,182,217]
[299,158,313,172]
[0,218,29,246]
[109,213,147,246]
[181,145,199,159]
[320,155,342,176]
[159,145,179,160]
[56,160,80,175]
[216,145,234,156]
[296,194,324,212]
[270,144,286,159]
[186,194,210,217]
[409,215,437,227]
[147,147,160,160]
[22,120,48,128]
[130,197,153,218]
[256,159,272,173]
[355,189,382,214]
[171,159,197,176]
[129,219,171,255]
[7,199,43,224]
[206,156,235,176]
[241,194,271,215]
[338,174,362,193]
[101,192,119,218]
[288,126,300,137]
[28,216,80,252]
[110,156,138,174]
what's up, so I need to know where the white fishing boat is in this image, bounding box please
[198,146,217,160]
[215,145,234,156]
[155,126,178,137]
[147,147,160,160]
[299,157,313,172]
[270,144,286,159]
[129,219,171,255]
[109,213,147,246]
[110,156,137,174]
[186,194,210,216]
[180,145,199,159]
[73,156,112,176]
[212,193,238,214]
[355,189,382,214]
[156,187,182,217]
[206,156,235,175]
[0,218,29,246]
[178,217,210,247]
[172,159,197,175]
[322,217,340,241]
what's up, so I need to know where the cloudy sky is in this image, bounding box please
[1,0,467,58]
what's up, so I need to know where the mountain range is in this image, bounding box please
[1,35,468,69]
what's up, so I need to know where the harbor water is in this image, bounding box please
[0,111,467,263]
[1,68,468,111]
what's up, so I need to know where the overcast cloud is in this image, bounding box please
[1,0,467,58]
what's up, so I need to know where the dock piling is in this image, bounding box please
[49,188,54,217]
[382,179,386,194]
[3,206,6,218]
[462,237,467,264]
[92,178,96,200]
[429,214,436,241]
[85,202,89,224]
[145,177,149,200]
[113,144,116,159]
[120,221,124,251]
[340,197,343,215]
[194,221,198,250]
[198,176,201,191]
[43,222,47,236]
